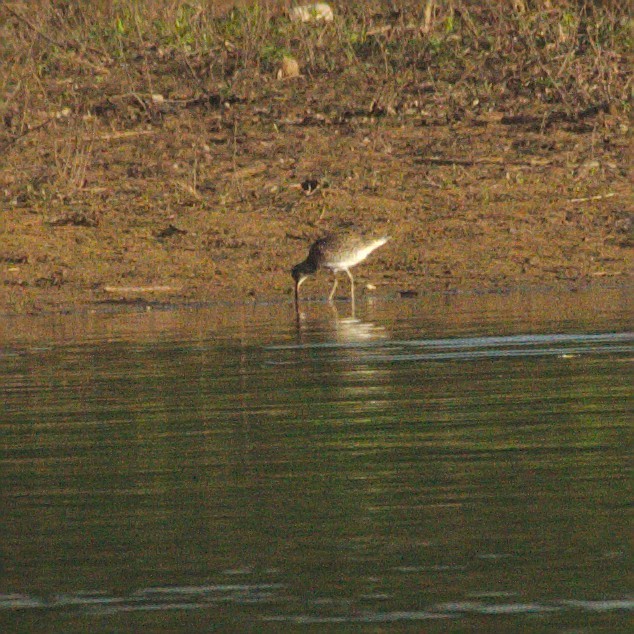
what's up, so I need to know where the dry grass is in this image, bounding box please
[2,1,630,134]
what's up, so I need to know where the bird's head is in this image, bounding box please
[291,260,316,304]
[291,263,308,286]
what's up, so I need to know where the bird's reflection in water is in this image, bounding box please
[330,304,388,345]
[294,299,388,346]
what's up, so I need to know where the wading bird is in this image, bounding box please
[292,232,389,305]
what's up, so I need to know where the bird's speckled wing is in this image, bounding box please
[317,232,389,270]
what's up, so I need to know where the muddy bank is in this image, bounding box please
[2,104,631,315]
[1,2,631,315]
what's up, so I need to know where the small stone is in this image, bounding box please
[289,3,334,23]
[277,56,300,80]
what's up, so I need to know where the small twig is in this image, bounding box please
[180,50,208,95]
[422,0,436,34]
[0,114,57,151]
[85,130,156,142]
[231,118,246,200]
[133,19,156,102]
[130,92,151,116]
[3,4,67,49]
[568,192,616,203]
[3,4,106,57]
[104,286,179,293]
[175,180,201,199]
[419,156,552,168]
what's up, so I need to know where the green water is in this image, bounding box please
[1,287,632,632]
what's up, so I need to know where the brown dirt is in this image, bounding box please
[1,2,631,315]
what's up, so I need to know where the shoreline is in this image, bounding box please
[1,277,630,320]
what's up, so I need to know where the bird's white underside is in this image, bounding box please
[324,237,389,271]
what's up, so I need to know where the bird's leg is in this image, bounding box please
[328,273,338,302]
[345,268,355,306]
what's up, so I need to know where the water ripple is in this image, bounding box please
[266,331,633,363]
[3,589,632,620]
